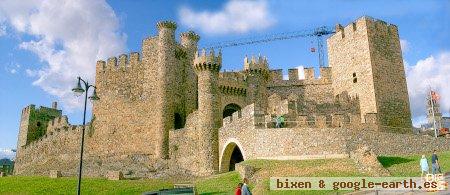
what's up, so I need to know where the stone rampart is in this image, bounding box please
[95,52,144,101]
[15,124,84,176]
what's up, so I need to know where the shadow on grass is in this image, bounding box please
[378,156,414,168]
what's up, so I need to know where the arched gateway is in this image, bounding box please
[223,103,241,118]
[220,140,245,172]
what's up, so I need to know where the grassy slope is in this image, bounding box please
[379,151,450,176]
[242,158,366,195]
[0,176,172,194]
[194,171,241,195]
[2,151,450,195]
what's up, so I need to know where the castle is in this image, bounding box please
[14,16,450,178]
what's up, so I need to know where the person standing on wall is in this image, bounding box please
[275,115,281,128]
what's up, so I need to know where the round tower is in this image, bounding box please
[193,49,222,175]
[244,55,269,113]
[180,31,200,114]
[156,21,177,159]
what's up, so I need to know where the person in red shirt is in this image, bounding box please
[235,183,243,195]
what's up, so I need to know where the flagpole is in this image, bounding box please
[430,89,438,138]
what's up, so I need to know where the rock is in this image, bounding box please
[49,170,62,178]
[350,145,390,176]
[235,163,260,181]
[106,171,124,180]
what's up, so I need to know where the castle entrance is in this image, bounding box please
[220,141,244,172]
[223,103,241,118]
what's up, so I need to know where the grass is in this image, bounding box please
[378,150,450,176]
[241,158,365,194]
[2,151,450,194]
[0,176,172,194]
[194,171,241,195]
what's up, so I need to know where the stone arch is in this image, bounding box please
[220,138,246,173]
[223,103,241,118]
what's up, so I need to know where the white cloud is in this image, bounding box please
[4,62,21,75]
[179,0,275,35]
[0,0,126,111]
[25,69,37,77]
[406,51,450,126]
[400,39,409,53]
[0,148,16,160]
[0,23,6,36]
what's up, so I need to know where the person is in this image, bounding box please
[275,115,281,128]
[234,183,243,195]
[431,150,442,175]
[279,115,285,128]
[241,178,252,195]
[420,155,429,178]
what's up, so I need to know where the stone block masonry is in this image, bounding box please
[15,16,418,178]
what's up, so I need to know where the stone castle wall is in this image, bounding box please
[15,119,83,176]
[365,18,412,129]
[267,67,334,104]
[219,103,450,172]
[15,17,418,178]
[327,16,411,128]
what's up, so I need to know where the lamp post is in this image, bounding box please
[72,76,99,195]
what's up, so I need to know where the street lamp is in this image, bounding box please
[72,76,99,195]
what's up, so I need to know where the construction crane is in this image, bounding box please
[202,26,335,67]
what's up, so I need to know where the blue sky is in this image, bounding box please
[0,0,449,154]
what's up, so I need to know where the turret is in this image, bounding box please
[244,55,269,113]
[155,21,178,159]
[193,49,222,175]
[17,105,35,148]
[181,31,200,114]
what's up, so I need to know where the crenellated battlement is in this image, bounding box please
[244,55,268,71]
[23,122,85,150]
[193,49,222,72]
[95,51,144,100]
[269,66,332,85]
[96,52,141,72]
[21,104,36,115]
[332,16,398,40]
[157,21,177,30]
[180,31,200,42]
[46,115,69,133]
[222,100,376,130]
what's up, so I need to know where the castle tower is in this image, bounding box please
[17,105,35,148]
[327,16,412,131]
[180,31,200,114]
[193,49,222,175]
[155,21,178,159]
[244,55,269,113]
[426,97,443,129]
[16,102,62,148]
[16,102,62,170]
